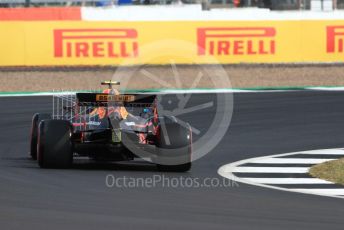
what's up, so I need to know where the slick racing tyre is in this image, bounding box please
[156,117,192,172]
[37,120,73,169]
[30,113,51,160]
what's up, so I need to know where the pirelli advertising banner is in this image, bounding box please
[1,21,344,66]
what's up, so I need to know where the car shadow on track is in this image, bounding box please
[11,157,188,173]
[71,160,159,172]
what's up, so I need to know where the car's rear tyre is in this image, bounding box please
[37,120,73,169]
[30,113,51,160]
[156,117,192,172]
[157,162,191,172]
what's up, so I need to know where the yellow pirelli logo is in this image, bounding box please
[2,20,344,65]
[96,94,135,102]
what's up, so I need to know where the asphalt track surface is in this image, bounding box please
[1,91,344,230]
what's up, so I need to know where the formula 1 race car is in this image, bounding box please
[30,81,192,172]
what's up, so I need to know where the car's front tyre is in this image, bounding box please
[30,113,51,160]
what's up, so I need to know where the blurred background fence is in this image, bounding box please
[0,0,343,10]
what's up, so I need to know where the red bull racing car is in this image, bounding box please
[30,81,192,172]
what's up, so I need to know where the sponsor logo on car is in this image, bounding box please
[327,26,344,53]
[96,94,136,102]
[197,27,276,56]
[54,29,139,58]
[87,121,101,126]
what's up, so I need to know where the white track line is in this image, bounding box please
[241,178,333,184]
[3,87,344,97]
[232,167,309,173]
[250,158,334,164]
[291,189,344,196]
[218,148,344,199]
[0,89,291,97]
[307,87,344,91]
[300,149,344,155]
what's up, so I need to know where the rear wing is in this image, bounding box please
[76,93,156,107]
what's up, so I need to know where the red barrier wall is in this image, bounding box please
[0,7,81,21]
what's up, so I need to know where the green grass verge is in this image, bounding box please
[309,158,344,185]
